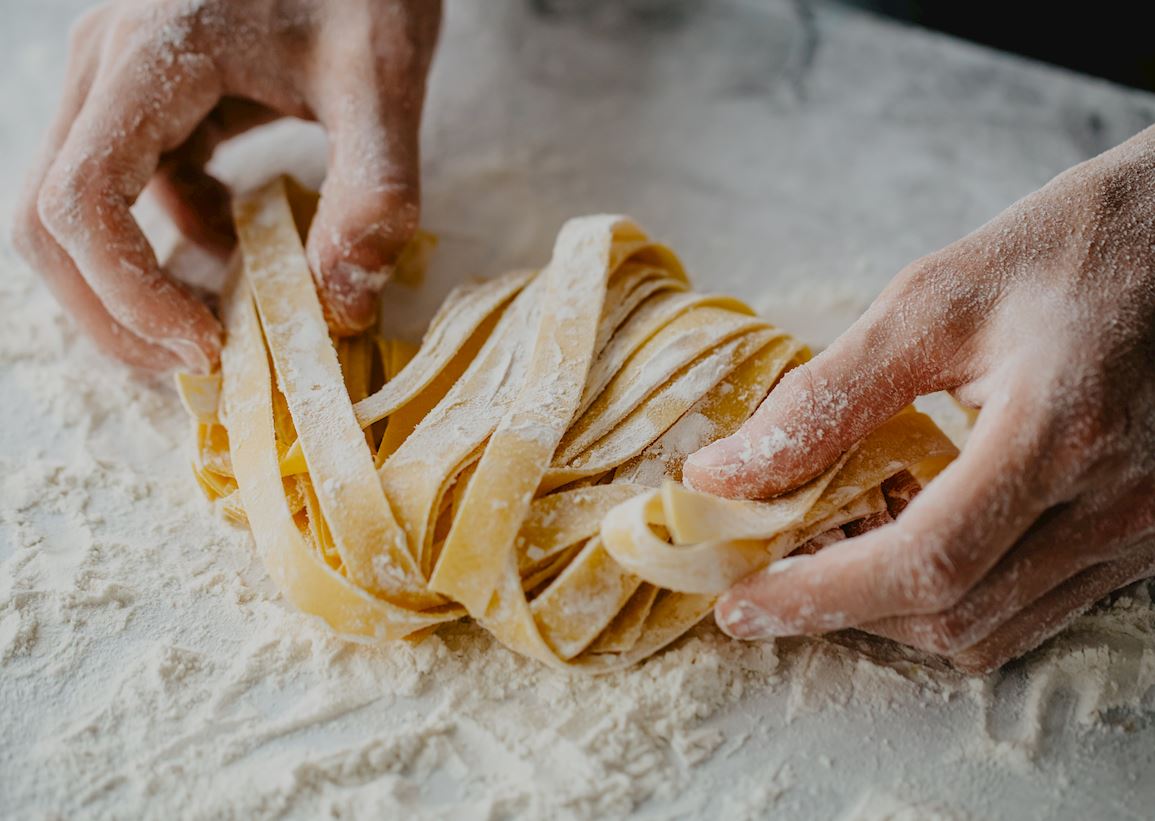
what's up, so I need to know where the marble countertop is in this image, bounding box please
[2,1,1153,818]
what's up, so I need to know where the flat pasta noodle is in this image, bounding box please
[178,176,959,671]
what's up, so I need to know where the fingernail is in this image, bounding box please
[716,595,788,639]
[687,425,797,472]
[715,558,806,639]
[163,338,212,374]
[685,436,741,472]
[764,555,804,576]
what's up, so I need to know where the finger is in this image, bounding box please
[715,389,1061,639]
[12,9,180,370]
[684,254,978,499]
[148,98,281,257]
[304,4,440,334]
[151,154,235,257]
[952,539,1155,674]
[865,476,1155,656]
[37,33,224,372]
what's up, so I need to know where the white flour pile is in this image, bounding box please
[4,1,1155,818]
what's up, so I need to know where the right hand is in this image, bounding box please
[684,125,1155,672]
[12,0,442,372]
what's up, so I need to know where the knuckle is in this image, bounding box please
[1082,160,1142,219]
[37,168,83,236]
[893,252,942,287]
[857,264,955,382]
[885,253,951,313]
[38,156,127,238]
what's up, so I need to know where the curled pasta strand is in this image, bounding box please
[179,177,958,671]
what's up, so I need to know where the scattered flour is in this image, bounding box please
[4,195,1155,819]
[4,1,1155,819]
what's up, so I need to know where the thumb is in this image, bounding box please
[684,284,946,499]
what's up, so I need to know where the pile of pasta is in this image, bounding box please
[178,178,958,671]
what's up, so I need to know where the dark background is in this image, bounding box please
[841,0,1155,91]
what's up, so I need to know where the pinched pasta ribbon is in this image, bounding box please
[178,177,958,670]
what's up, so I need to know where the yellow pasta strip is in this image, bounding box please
[586,583,660,654]
[353,269,533,428]
[234,179,435,609]
[531,537,643,660]
[430,217,650,615]
[180,178,958,672]
[600,412,958,595]
[218,267,460,640]
[175,372,221,424]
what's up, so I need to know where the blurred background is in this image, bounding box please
[841,0,1155,90]
[6,0,1155,345]
[534,0,1155,91]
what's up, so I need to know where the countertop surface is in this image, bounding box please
[2,2,1154,819]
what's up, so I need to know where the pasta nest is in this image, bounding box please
[178,178,957,671]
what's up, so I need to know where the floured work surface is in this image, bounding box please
[180,177,956,671]
[6,1,1155,818]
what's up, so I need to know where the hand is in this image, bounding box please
[684,125,1155,673]
[12,0,441,371]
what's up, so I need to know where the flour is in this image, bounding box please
[0,226,771,818]
[5,1,1155,819]
[4,208,1155,819]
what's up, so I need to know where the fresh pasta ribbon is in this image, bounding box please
[179,177,958,670]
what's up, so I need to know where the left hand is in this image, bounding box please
[12,0,442,372]
[683,125,1155,673]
